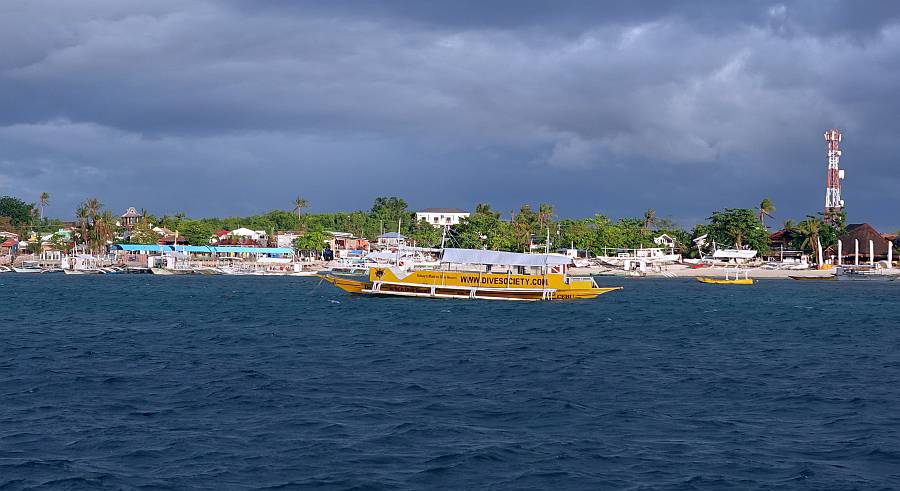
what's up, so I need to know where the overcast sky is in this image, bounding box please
[2,1,899,229]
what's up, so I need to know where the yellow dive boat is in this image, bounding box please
[696,276,754,285]
[319,248,622,301]
[696,267,754,285]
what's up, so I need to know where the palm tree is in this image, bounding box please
[758,198,775,229]
[474,203,496,217]
[538,203,555,229]
[91,210,116,254]
[797,216,822,264]
[75,204,89,250]
[293,196,309,222]
[80,198,102,254]
[643,208,656,231]
[39,192,49,220]
[782,218,796,231]
[29,207,39,230]
[85,197,102,224]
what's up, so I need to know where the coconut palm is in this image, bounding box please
[643,208,656,231]
[84,197,102,224]
[29,207,39,229]
[758,198,775,229]
[474,203,493,216]
[473,203,501,219]
[796,216,822,264]
[79,198,103,254]
[38,192,49,220]
[538,203,555,229]
[293,196,309,222]
[75,204,89,250]
[87,210,116,255]
[97,211,116,252]
[782,218,796,231]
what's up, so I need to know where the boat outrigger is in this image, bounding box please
[319,248,622,301]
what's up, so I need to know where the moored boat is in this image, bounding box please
[789,275,835,281]
[834,266,898,281]
[696,276,754,285]
[320,248,621,301]
[696,267,754,285]
[13,262,43,273]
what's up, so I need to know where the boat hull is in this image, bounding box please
[150,268,195,275]
[835,274,897,282]
[696,276,754,285]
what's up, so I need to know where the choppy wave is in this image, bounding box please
[1,275,899,489]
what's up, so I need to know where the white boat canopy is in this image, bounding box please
[256,257,292,264]
[367,251,413,262]
[441,248,573,267]
[712,249,757,259]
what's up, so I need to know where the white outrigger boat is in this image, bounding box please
[320,248,622,301]
[13,262,43,273]
[323,246,442,277]
[217,257,317,276]
[597,247,681,267]
[61,255,104,274]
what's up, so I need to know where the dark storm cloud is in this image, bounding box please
[1,1,899,229]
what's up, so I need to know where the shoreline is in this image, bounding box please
[571,264,837,279]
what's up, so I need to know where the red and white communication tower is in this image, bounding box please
[824,128,845,224]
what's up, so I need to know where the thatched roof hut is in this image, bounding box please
[837,223,894,260]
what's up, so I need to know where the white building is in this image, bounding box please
[377,232,407,247]
[227,227,267,242]
[275,231,302,249]
[653,233,677,252]
[415,208,469,228]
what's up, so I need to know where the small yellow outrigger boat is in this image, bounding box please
[696,267,754,285]
[696,276,754,285]
[319,248,622,301]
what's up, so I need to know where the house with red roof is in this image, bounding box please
[0,237,17,257]
[210,229,231,244]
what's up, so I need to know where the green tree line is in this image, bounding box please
[0,193,853,258]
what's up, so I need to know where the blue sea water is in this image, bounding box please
[1,275,899,490]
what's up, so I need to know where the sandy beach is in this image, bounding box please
[570,264,837,279]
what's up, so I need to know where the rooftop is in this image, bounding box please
[121,207,140,218]
[417,208,468,214]
[113,244,293,255]
[842,223,884,239]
